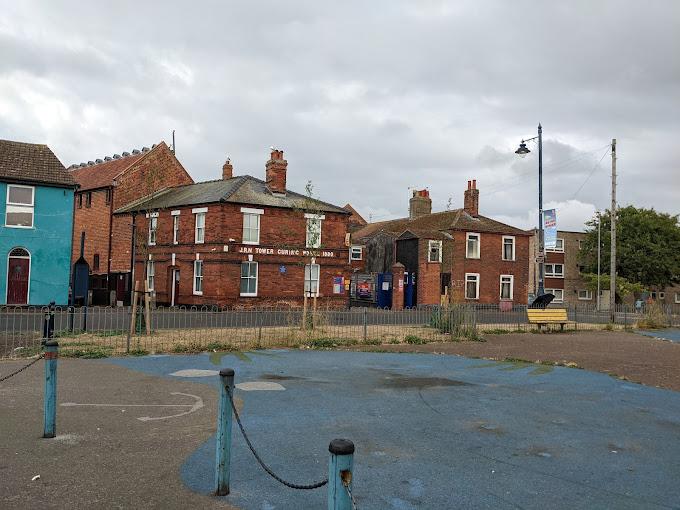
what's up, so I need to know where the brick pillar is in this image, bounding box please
[392,262,405,310]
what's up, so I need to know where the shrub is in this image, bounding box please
[405,334,427,345]
[636,304,669,329]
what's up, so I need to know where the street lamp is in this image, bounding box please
[516,123,544,297]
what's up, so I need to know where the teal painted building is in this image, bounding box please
[0,139,78,306]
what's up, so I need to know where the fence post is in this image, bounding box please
[473,306,477,337]
[574,305,577,330]
[258,306,263,341]
[328,438,354,510]
[43,340,58,438]
[624,305,627,327]
[215,368,234,496]
[363,307,367,343]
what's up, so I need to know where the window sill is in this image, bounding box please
[240,293,258,297]
[4,225,35,229]
[466,255,480,260]
[502,258,515,262]
[193,291,203,296]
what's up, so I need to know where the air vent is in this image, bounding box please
[122,152,130,157]
[113,154,121,159]
[104,156,112,161]
[132,149,141,155]
[88,161,95,166]
[95,159,103,164]
[141,146,150,152]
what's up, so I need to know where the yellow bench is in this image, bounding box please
[527,309,576,332]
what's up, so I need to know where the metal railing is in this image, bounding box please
[1,303,677,359]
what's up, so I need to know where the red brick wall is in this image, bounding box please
[447,231,529,305]
[417,240,442,306]
[130,203,352,308]
[71,188,112,273]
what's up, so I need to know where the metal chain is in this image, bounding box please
[0,354,45,382]
[343,481,358,510]
[227,387,328,490]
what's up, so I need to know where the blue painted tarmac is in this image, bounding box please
[104,351,680,509]
[635,328,680,343]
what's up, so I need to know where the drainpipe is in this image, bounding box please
[130,213,137,304]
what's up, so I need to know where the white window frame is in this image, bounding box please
[147,212,158,245]
[171,210,180,244]
[544,263,564,278]
[147,258,155,291]
[500,275,513,300]
[578,239,584,250]
[545,288,564,303]
[502,236,515,261]
[240,261,258,296]
[350,246,362,261]
[305,214,325,249]
[304,263,320,296]
[578,289,593,300]
[5,184,35,228]
[428,240,442,263]
[466,233,480,259]
[658,292,665,300]
[465,273,480,300]
[241,207,264,245]
[545,238,564,253]
[675,293,680,304]
[193,208,207,244]
[193,257,203,295]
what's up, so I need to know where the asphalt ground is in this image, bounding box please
[106,350,680,510]
[2,348,679,509]
[634,328,680,343]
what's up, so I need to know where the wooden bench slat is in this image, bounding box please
[527,308,576,331]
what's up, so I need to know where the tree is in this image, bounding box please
[579,206,680,289]
[579,273,646,300]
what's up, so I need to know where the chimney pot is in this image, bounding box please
[409,189,432,219]
[222,158,233,179]
[266,149,287,194]
[464,179,480,217]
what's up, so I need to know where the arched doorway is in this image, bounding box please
[7,247,30,305]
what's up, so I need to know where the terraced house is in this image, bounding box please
[115,150,352,308]
[0,139,78,306]
[68,142,193,305]
[352,181,530,307]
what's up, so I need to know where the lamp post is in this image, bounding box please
[516,123,544,297]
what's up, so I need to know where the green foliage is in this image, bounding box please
[307,337,358,349]
[66,346,114,359]
[405,334,427,344]
[580,206,680,289]
[486,328,524,335]
[129,348,150,356]
[362,338,382,345]
[580,273,646,300]
[636,304,669,329]
[604,322,615,331]
[54,328,85,338]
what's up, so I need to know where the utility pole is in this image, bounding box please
[610,139,616,322]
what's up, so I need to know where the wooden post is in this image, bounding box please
[215,368,234,496]
[144,280,151,335]
[328,439,354,510]
[129,280,140,338]
[303,290,308,330]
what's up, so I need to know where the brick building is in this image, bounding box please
[528,229,599,306]
[114,150,352,308]
[68,142,193,305]
[353,181,530,307]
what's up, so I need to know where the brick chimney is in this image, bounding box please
[464,180,479,217]
[409,189,432,219]
[222,157,233,179]
[265,149,287,195]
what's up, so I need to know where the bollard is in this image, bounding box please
[43,341,58,438]
[215,368,234,496]
[328,438,354,510]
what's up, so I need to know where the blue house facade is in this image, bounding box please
[0,139,78,306]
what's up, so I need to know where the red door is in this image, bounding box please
[7,257,29,305]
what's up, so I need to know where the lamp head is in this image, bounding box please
[515,141,530,158]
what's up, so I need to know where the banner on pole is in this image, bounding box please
[543,209,557,248]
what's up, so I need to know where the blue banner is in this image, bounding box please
[543,209,557,248]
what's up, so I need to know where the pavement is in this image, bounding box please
[2,349,680,509]
[634,328,680,343]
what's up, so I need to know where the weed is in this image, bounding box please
[486,328,517,335]
[54,328,85,338]
[603,322,614,331]
[66,347,112,359]
[540,360,555,366]
[405,334,427,345]
[363,338,382,345]
[59,341,95,347]
[129,349,150,356]
[389,339,400,344]
[505,357,534,364]
[205,341,237,351]
[92,330,126,337]
[636,304,669,329]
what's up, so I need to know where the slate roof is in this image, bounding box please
[114,175,351,215]
[67,144,165,191]
[0,139,78,188]
[353,208,529,241]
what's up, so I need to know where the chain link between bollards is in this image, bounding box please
[0,354,45,382]
[226,386,328,490]
[343,478,358,510]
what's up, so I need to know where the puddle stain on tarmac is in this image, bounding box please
[379,372,473,390]
[468,360,555,375]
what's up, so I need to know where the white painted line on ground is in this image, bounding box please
[60,392,204,422]
[236,382,285,391]
[170,369,220,378]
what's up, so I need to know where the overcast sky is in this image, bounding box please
[2,1,678,232]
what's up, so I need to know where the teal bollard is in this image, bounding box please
[215,368,234,496]
[43,341,58,438]
[328,438,355,510]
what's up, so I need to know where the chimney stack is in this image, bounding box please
[464,180,479,217]
[409,189,432,219]
[265,148,287,195]
[222,157,233,179]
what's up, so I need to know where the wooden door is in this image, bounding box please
[7,257,29,305]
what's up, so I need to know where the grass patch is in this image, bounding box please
[128,348,150,356]
[505,357,534,363]
[65,346,114,359]
[54,328,85,338]
[362,338,382,345]
[205,341,238,351]
[404,334,428,345]
[307,337,358,349]
[486,328,524,335]
[636,304,669,329]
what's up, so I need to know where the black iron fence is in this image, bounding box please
[1,303,677,359]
